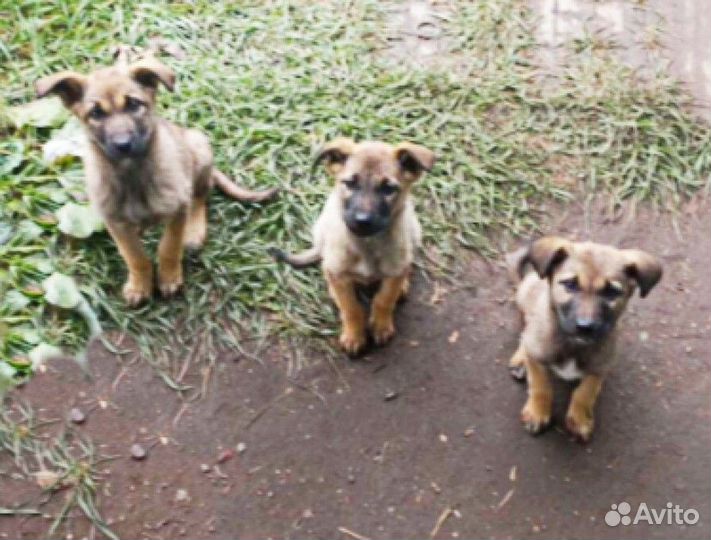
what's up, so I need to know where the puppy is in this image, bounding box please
[35,58,277,306]
[506,237,662,441]
[271,138,435,355]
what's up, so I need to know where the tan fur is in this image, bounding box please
[273,139,434,355]
[36,59,277,306]
[506,237,662,441]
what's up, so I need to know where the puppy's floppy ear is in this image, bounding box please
[395,142,435,179]
[128,59,175,92]
[623,249,662,298]
[35,71,87,108]
[314,137,356,176]
[528,236,571,279]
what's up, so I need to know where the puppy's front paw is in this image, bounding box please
[565,403,595,442]
[370,316,395,346]
[339,328,367,356]
[509,362,527,382]
[123,278,152,307]
[521,396,552,435]
[158,267,183,298]
[183,230,206,251]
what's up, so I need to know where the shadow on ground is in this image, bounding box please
[2,197,709,540]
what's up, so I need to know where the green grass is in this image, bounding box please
[0,0,709,389]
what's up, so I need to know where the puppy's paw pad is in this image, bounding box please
[565,412,594,443]
[521,402,551,435]
[159,280,183,298]
[339,332,366,356]
[122,283,152,307]
[370,319,395,346]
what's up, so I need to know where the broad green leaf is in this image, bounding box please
[43,117,86,164]
[42,272,82,309]
[14,327,41,345]
[4,290,30,312]
[15,220,44,241]
[0,362,17,396]
[56,203,103,238]
[6,97,68,129]
[25,257,54,274]
[29,343,63,369]
[0,141,24,175]
[0,222,11,245]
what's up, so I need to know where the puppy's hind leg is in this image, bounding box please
[158,212,187,297]
[184,195,208,250]
[326,272,367,356]
[370,270,409,346]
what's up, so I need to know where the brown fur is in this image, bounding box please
[506,237,662,441]
[271,138,435,355]
[36,59,278,306]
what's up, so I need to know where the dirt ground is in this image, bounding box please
[1,196,709,540]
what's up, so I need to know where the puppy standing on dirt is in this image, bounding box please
[271,138,435,355]
[35,57,277,306]
[506,237,662,441]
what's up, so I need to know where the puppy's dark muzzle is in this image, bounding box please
[106,134,147,160]
[346,213,385,237]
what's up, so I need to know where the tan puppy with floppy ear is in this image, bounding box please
[506,237,662,441]
[36,58,277,306]
[271,138,435,355]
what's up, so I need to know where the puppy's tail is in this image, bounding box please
[212,169,279,203]
[268,246,321,269]
[505,245,532,284]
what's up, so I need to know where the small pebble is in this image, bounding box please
[175,488,189,502]
[236,442,247,454]
[384,390,398,401]
[130,443,147,460]
[200,463,211,473]
[69,408,86,424]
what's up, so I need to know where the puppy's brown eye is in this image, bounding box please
[88,105,106,120]
[125,96,143,113]
[380,182,399,196]
[560,277,579,293]
[600,283,623,300]
[342,176,359,190]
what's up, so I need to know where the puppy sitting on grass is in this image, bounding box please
[271,138,435,355]
[506,237,662,441]
[35,57,277,306]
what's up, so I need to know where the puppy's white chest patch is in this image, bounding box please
[550,359,584,381]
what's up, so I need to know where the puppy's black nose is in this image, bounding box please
[110,134,133,155]
[354,212,373,227]
[114,140,132,154]
[575,318,600,334]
